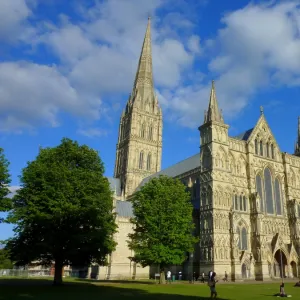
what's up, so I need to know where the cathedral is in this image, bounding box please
[98,18,300,281]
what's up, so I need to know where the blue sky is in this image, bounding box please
[0,0,300,240]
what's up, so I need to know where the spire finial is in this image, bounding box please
[130,16,154,103]
[203,80,224,124]
[260,106,264,115]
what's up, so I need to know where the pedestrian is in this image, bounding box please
[208,272,218,299]
[208,270,213,281]
[224,271,228,282]
[166,270,171,284]
[201,272,205,283]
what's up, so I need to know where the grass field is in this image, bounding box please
[0,278,300,300]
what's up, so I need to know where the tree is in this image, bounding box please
[0,247,13,269]
[6,138,117,285]
[128,175,198,284]
[0,148,11,223]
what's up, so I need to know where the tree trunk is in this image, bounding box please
[159,266,166,284]
[53,260,64,286]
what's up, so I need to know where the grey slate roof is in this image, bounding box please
[232,128,253,141]
[138,153,200,189]
[116,200,134,218]
[107,177,121,196]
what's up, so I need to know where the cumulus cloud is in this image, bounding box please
[163,1,300,127]
[0,0,33,42]
[1,0,299,133]
[0,0,201,133]
[0,62,101,133]
[77,127,108,138]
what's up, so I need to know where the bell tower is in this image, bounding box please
[114,18,163,198]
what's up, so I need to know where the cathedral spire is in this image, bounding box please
[131,17,154,101]
[295,116,300,156]
[204,80,224,124]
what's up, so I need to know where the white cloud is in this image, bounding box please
[8,185,21,198]
[162,1,300,128]
[2,0,299,133]
[0,62,101,133]
[0,0,201,133]
[77,127,108,138]
[0,0,33,42]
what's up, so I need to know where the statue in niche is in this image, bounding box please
[256,247,261,262]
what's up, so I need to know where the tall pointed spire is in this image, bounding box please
[204,80,224,124]
[295,117,300,156]
[131,17,155,102]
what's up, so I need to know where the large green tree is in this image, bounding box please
[0,247,13,269]
[6,138,117,285]
[128,175,198,284]
[0,148,11,223]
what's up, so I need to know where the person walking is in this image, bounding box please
[201,272,205,283]
[208,272,218,299]
[166,270,172,284]
[224,271,228,282]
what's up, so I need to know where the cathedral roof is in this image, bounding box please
[137,153,200,190]
[232,128,253,141]
[116,200,134,218]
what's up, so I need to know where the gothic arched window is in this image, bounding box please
[266,142,270,157]
[243,196,247,212]
[264,168,274,214]
[241,227,248,250]
[146,153,151,171]
[237,226,248,250]
[139,152,144,169]
[239,195,243,211]
[274,178,282,215]
[202,148,211,169]
[148,126,153,140]
[260,141,263,156]
[235,194,238,210]
[256,174,264,212]
[237,227,241,249]
[255,139,258,155]
[271,144,275,159]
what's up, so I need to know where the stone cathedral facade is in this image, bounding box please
[99,18,300,281]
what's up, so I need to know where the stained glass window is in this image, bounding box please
[260,141,263,156]
[237,227,241,249]
[239,195,243,211]
[255,139,258,155]
[264,168,274,214]
[271,144,275,159]
[243,196,247,211]
[146,153,151,171]
[256,175,264,212]
[139,152,144,169]
[235,195,238,210]
[241,227,248,250]
[274,178,282,215]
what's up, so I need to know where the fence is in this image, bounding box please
[0,269,51,277]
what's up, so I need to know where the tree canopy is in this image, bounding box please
[0,247,13,269]
[6,138,117,285]
[128,175,198,283]
[0,148,11,223]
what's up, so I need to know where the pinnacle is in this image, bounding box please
[204,80,224,124]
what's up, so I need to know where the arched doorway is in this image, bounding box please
[241,263,247,278]
[291,261,297,278]
[274,250,287,278]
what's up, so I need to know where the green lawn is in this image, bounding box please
[0,278,300,300]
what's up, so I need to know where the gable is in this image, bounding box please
[248,115,279,148]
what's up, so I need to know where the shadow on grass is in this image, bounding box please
[0,278,229,300]
[76,278,156,285]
